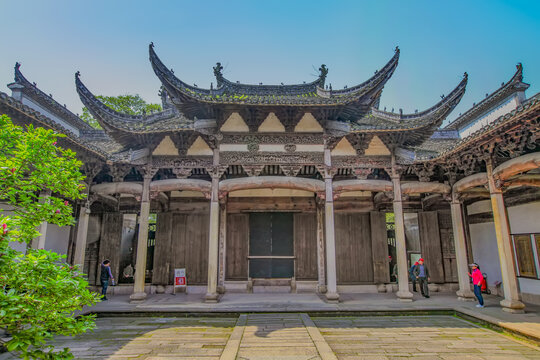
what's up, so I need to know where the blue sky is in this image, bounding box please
[1,0,539,125]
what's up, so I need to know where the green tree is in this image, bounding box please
[80,94,162,129]
[0,114,100,359]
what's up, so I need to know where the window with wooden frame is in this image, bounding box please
[512,234,540,279]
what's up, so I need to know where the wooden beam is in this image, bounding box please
[220,176,324,193]
[91,182,142,196]
[453,173,488,193]
[402,181,450,194]
[493,152,540,180]
[150,178,212,193]
[332,179,392,193]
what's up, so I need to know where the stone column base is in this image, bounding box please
[217,285,226,294]
[325,292,339,303]
[317,285,327,294]
[396,290,413,302]
[129,292,147,303]
[500,299,525,313]
[205,292,219,303]
[456,289,475,301]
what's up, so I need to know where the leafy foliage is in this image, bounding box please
[0,115,100,359]
[80,94,162,129]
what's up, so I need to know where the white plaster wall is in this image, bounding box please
[0,203,27,253]
[459,95,519,138]
[469,221,502,286]
[519,278,540,295]
[21,96,80,136]
[507,201,540,234]
[468,200,540,297]
[44,224,71,255]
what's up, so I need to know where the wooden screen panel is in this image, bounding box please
[171,213,188,284]
[514,235,536,278]
[226,213,249,280]
[184,214,209,284]
[294,213,317,280]
[438,210,458,283]
[152,213,172,285]
[336,213,373,284]
[97,212,123,285]
[249,213,272,256]
[418,211,445,283]
[370,212,389,284]
[271,213,294,256]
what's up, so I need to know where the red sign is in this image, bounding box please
[174,268,186,287]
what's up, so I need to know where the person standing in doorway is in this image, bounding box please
[414,258,430,298]
[100,260,114,301]
[469,263,485,308]
[409,261,419,292]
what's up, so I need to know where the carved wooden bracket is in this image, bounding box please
[172,167,192,179]
[242,164,265,177]
[206,165,228,179]
[353,167,372,180]
[281,165,302,177]
[109,163,132,182]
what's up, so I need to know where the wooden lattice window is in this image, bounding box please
[512,234,539,279]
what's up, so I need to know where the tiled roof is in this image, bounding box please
[149,43,399,108]
[76,72,193,136]
[429,92,540,160]
[444,63,529,131]
[350,74,467,146]
[0,91,117,159]
[8,63,94,131]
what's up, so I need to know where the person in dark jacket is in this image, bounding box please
[414,258,430,298]
[409,261,419,292]
[100,260,114,300]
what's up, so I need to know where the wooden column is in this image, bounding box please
[323,148,339,302]
[316,200,326,293]
[130,173,152,302]
[73,205,91,267]
[450,194,475,300]
[486,161,525,313]
[217,198,227,293]
[391,156,413,301]
[206,150,222,303]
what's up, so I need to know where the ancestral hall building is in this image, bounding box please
[2,45,539,311]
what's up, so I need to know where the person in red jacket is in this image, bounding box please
[469,263,484,308]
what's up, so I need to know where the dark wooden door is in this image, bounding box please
[418,211,445,283]
[294,213,318,280]
[226,213,249,280]
[336,213,374,284]
[249,212,294,278]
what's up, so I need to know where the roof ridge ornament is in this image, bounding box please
[318,64,328,88]
[213,62,224,87]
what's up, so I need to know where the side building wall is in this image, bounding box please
[468,200,540,304]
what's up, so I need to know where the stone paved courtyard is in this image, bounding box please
[2,314,538,360]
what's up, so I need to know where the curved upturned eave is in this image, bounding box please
[10,63,94,131]
[149,43,215,103]
[369,73,468,128]
[75,72,189,136]
[150,43,399,106]
[444,63,530,130]
[320,47,400,99]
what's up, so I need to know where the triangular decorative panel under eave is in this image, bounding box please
[220,112,249,132]
[187,136,213,156]
[364,135,391,156]
[331,137,357,156]
[258,112,285,132]
[152,135,179,156]
[294,113,323,132]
